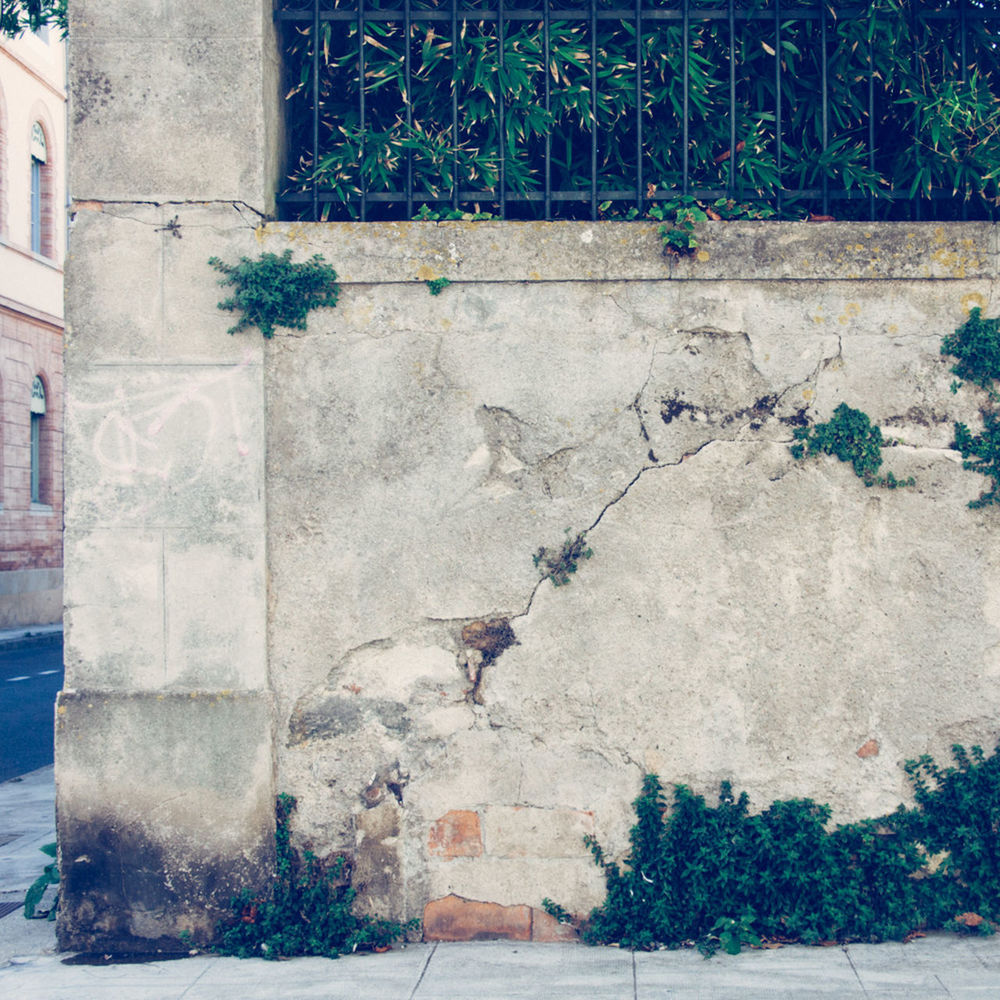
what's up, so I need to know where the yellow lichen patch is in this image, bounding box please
[696,250,710,262]
[962,292,987,314]
[845,302,861,316]
[282,223,312,249]
[812,313,826,324]
[802,387,814,401]
[887,323,899,335]
[529,271,541,281]
[440,317,453,328]
[416,263,440,281]
[931,247,968,278]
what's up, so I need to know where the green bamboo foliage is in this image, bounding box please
[278,1,1000,220]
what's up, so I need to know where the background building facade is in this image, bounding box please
[0,24,66,627]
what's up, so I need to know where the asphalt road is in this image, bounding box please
[0,637,63,782]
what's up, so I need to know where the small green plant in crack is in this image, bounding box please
[942,308,1000,505]
[425,277,452,296]
[790,403,914,488]
[953,414,1000,508]
[649,196,776,256]
[697,911,762,958]
[213,793,417,959]
[208,250,339,338]
[542,898,574,924]
[941,307,1000,397]
[23,841,58,920]
[533,529,593,587]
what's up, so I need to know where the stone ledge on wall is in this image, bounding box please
[254,220,998,285]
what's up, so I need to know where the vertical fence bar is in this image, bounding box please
[635,0,643,212]
[959,0,968,220]
[590,0,598,219]
[909,1,920,221]
[820,1,828,217]
[774,0,782,215]
[404,0,414,218]
[682,0,689,196]
[452,0,459,212]
[959,0,968,82]
[312,0,321,220]
[544,0,552,220]
[868,36,875,220]
[358,0,367,220]
[498,0,506,219]
[728,0,736,197]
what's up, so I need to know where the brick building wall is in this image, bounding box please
[0,28,66,626]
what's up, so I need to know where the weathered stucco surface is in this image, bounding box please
[60,0,1000,955]
[260,221,999,924]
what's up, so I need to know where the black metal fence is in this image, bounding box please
[275,1,1000,221]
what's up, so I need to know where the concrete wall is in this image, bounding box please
[60,0,1000,953]
[262,221,999,936]
[57,0,281,952]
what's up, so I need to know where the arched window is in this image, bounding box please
[30,375,46,504]
[29,122,53,258]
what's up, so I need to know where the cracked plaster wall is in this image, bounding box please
[59,0,1000,948]
[261,220,1000,924]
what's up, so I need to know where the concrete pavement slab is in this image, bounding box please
[2,937,1000,999]
[845,935,1000,997]
[635,942,866,998]
[0,765,57,894]
[415,941,634,999]
[184,949,432,999]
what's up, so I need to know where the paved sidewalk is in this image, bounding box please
[0,624,62,650]
[2,935,1000,999]
[3,765,1000,998]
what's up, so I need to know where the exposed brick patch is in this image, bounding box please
[530,907,579,943]
[856,739,880,759]
[428,810,483,859]
[423,894,531,941]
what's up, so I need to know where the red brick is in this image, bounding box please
[530,907,579,943]
[423,895,531,942]
[856,739,879,759]
[428,810,483,859]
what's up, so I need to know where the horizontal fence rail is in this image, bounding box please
[275,0,1000,222]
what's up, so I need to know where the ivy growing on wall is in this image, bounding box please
[549,744,1000,954]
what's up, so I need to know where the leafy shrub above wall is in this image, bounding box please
[276,1,999,221]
